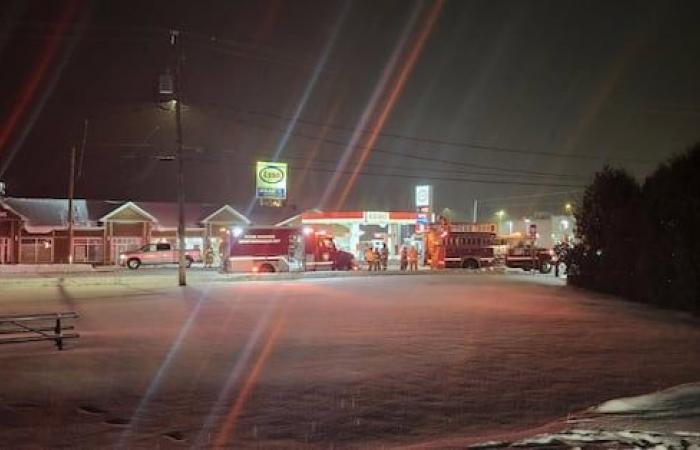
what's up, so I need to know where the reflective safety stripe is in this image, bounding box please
[228,256,290,267]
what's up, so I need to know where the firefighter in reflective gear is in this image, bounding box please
[204,245,215,268]
[364,246,376,271]
[431,244,444,270]
[408,245,418,271]
[380,243,389,271]
[553,240,570,277]
[400,246,408,271]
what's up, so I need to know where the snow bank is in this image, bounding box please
[468,382,700,449]
[594,382,700,417]
[0,264,94,274]
[508,429,700,448]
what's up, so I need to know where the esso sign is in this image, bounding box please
[259,166,284,184]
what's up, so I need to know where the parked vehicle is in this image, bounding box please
[441,231,496,269]
[302,228,356,271]
[225,226,356,273]
[505,243,553,274]
[119,242,202,270]
[423,222,497,269]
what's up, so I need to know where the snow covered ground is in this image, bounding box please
[0,274,698,448]
[0,263,94,274]
[463,383,700,448]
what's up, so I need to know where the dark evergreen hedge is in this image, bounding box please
[568,143,700,315]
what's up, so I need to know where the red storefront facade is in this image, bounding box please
[0,199,250,265]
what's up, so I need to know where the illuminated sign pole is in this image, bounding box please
[415,185,433,233]
[529,223,538,272]
[256,161,288,207]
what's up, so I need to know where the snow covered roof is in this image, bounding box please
[0,198,251,230]
[98,201,158,223]
[274,208,322,227]
[135,202,214,228]
[2,198,92,228]
[200,205,251,225]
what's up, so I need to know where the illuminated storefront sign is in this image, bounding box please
[415,185,433,208]
[363,211,390,224]
[256,161,287,200]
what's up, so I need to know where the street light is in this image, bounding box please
[565,202,572,214]
[496,210,505,235]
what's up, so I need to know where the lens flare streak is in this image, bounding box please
[0,0,79,175]
[244,1,349,216]
[195,299,278,447]
[116,288,210,449]
[318,1,424,209]
[335,0,445,209]
[213,314,287,446]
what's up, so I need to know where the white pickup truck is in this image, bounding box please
[119,243,202,270]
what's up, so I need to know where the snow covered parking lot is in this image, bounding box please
[0,274,698,448]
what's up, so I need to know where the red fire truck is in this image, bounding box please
[423,222,497,269]
[443,231,496,268]
[225,226,356,273]
[504,243,553,273]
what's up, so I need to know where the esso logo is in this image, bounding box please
[259,166,284,184]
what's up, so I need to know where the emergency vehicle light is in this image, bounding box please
[232,227,243,237]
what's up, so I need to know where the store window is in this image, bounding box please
[110,237,143,265]
[20,237,53,263]
[74,238,104,263]
[0,238,12,264]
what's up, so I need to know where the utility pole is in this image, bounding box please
[77,118,88,178]
[171,29,186,286]
[67,145,76,264]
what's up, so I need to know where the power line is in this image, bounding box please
[9,24,331,73]
[117,152,586,188]
[478,190,582,202]
[183,101,588,178]
[235,117,587,179]
[238,152,582,180]
[93,138,586,181]
[244,110,656,164]
[92,141,581,180]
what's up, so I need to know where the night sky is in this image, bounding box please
[1,0,699,217]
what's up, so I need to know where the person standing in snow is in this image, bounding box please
[364,246,375,271]
[380,243,389,271]
[408,245,418,271]
[204,245,215,268]
[400,246,408,271]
